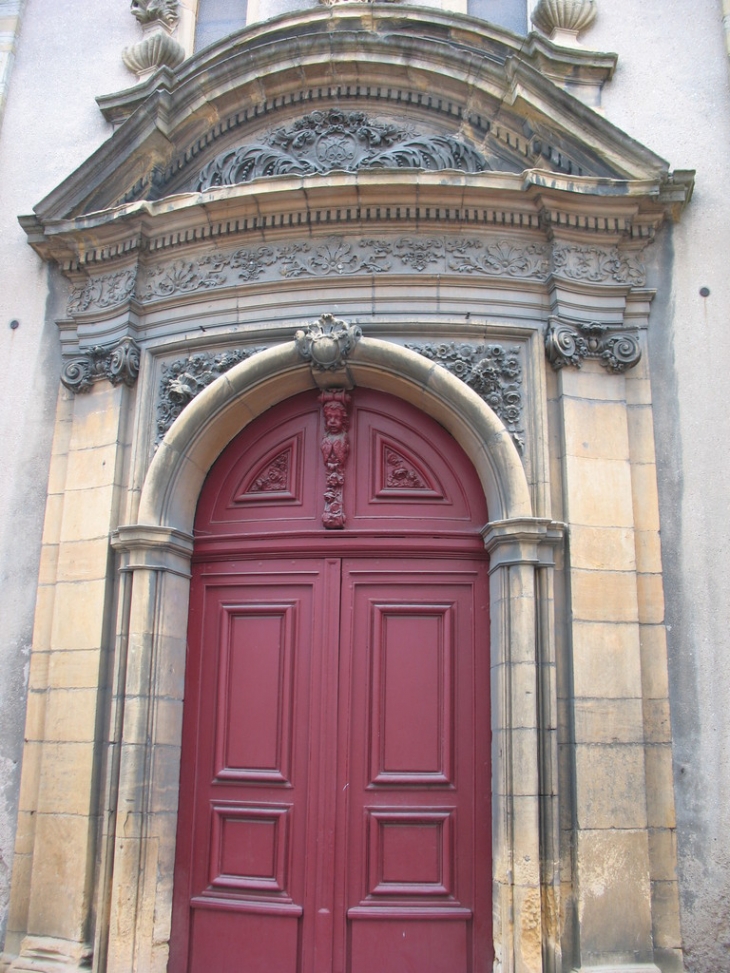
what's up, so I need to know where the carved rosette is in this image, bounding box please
[531,0,597,44]
[319,390,351,529]
[545,317,641,373]
[61,337,141,393]
[295,314,362,372]
[123,0,184,81]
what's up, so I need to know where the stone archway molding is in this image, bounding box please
[101,334,563,973]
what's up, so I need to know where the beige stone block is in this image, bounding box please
[50,580,108,650]
[648,828,678,882]
[570,569,639,623]
[150,744,182,813]
[37,544,59,585]
[31,586,55,653]
[48,649,102,690]
[561,398,630,461]
[36,743,95,816]
[511,795,541,886]
[41,494,65,546]
[569,525,636,572]
[27,813,93,941]
[46,449,70,496]
[631,463,661,531]
[573,698,644,744]
[627,404,658,464]
[23,691,47,744]
[559,365,625,402]
[5,851,32,941]
[69,387,123,450]
[13,810,37,857]
[59,484,117,542]
[644,698,671,744]
[491,662,538,730]
[653,947,684,973]
[634,529,662,574]
[625,373,653,406]
[156,572,193,640]
[652,880,682,948]
[639,625,670,699]
[575,829,653,957]
[65,442,120,490]
[575,745,647,829]
[564,455,635,528]
[44,689,99,743]
[17,742,42,813]
[512,882,543,973]
[572,621,643,698]
[637,573,665,624]
[493,727,539,797]
[645,745,676,829]
[27,649,51,693]
[558,743,573,833]
[56,536,112,583]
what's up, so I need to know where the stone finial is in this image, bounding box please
[531,0,597,47]
[123,0,184,82]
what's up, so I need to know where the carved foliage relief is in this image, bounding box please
[407,341,525,451]
[197,110,490,189]
[319,390,351,529]
[61,337,140,393]
[545,317,641,373]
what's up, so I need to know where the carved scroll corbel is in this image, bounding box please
[295,313,362,388]
[319,390,351,529]
[61,337,141,393]
[545,317,641,373]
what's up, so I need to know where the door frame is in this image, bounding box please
[107,335,564,973]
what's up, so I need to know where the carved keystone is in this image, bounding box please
[545,317,641,373]
[295,314,362,381]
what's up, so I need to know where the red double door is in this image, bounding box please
[170,389,492,973]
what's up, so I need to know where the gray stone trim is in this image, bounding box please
[482,517,566,569]
[110,524,194,577]
[64,238,646,315]
[61,337,141,393]
[545,316,642,373]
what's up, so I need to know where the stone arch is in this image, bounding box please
[139,336,532,532]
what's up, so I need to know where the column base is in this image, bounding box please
[8,938,92,973]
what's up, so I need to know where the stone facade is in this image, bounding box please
[0,2,727,973]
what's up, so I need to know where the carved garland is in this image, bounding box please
[544,317,641,373]
[66,240,646,314]
[407,341,525,452]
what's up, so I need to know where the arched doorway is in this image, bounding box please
[168,387,492,972]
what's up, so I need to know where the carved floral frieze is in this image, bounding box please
[406,341,525,451]
[64,239,647,314]
[61,337,140,393]
[197,110,490,190]
[545,316,641,372]
[157,346,264,440]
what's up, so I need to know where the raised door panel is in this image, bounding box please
[338,559,491,973]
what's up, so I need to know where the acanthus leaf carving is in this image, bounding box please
[157,346,264,441]
[67,269,137,314]
[544,316,641,373]
[319,389,351,529]
[447,240,549,279]
[197,110,490,189]
[407,341,525,452]
[551,244,646,287]
[61,337,140,394]
[280,239,392,278]
[295,314,362,372]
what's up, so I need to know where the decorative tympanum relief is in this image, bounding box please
[384,447,427,490]
[319,390,351,528]
[295,314,362,372]
[197,110,490,189]
[545,316,641,372]
[406,341,525,452]
[61,337,140,393]
[157,346,264,440]
[243,450,291,494]
[65,240,646,314]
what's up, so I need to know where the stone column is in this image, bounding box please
[483,519,564,973]
[555,362,659,973]
[100,526,193,973]
[6,383,129,973]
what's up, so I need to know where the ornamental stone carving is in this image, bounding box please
[551,244,646,287]
[406,341,525,451]
[531,0,597,44]
[123,0,184,81]
[157,346,263,440]
[295,314,362,372]
[545,317,641,373]
[67,269,137,314]
[61,337,140,393]
[197,110,490,189]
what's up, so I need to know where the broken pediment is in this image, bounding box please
[22,6,692,268]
